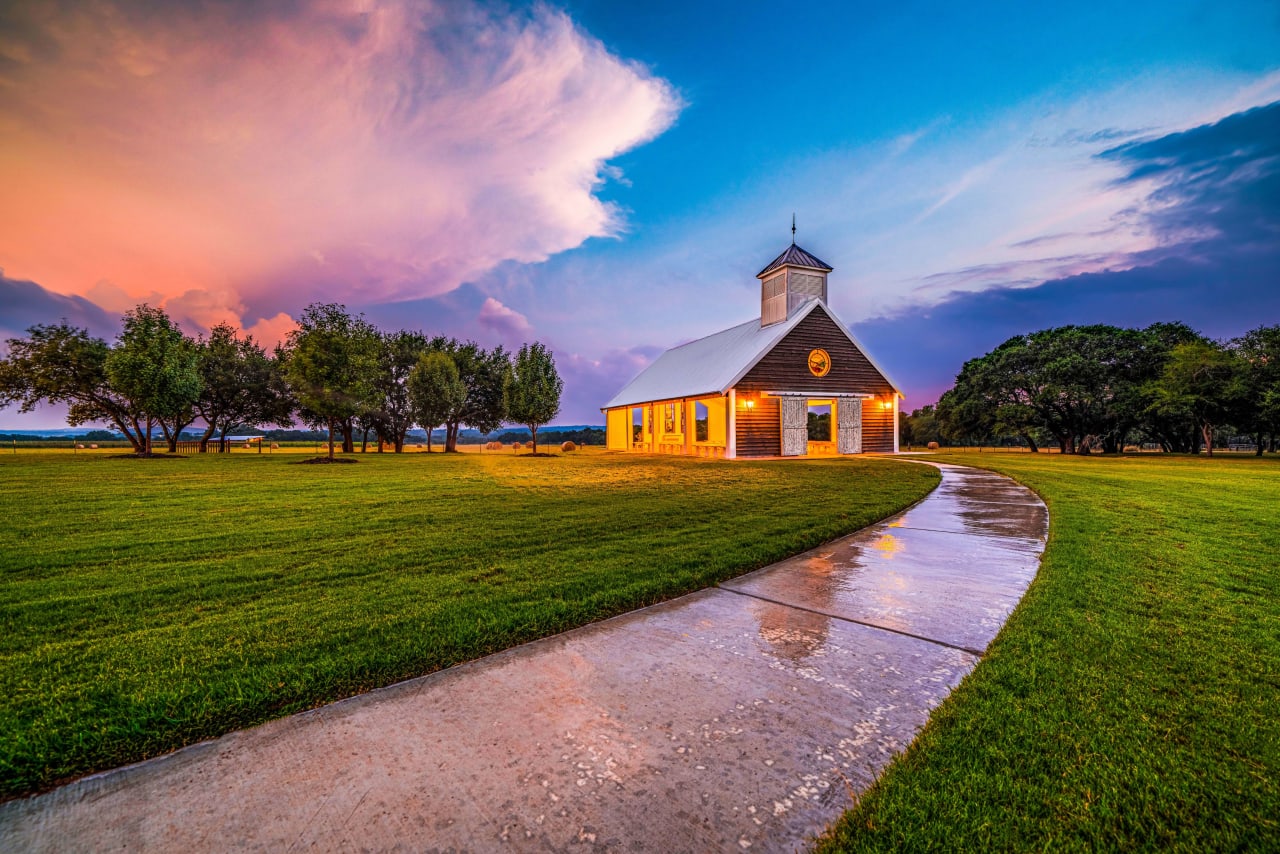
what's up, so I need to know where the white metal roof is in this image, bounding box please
[603,300,902,410]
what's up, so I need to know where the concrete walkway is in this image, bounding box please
[0,462,1047,853]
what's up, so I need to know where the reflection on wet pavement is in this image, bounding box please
[722,464,1047,655]
[0,462,1045,854]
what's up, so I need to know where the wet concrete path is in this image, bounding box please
[1,462,1047,853]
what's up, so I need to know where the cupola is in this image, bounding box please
[756,236,833,327]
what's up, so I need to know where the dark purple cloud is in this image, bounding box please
[0,273,119,346]
[855,100,1280,408]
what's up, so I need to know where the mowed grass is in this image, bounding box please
[0,449,937,799]
[820,453,1280,852]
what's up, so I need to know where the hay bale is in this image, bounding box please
[490,441,503,450]
[511,441,523,450]
[89,444,99,449]
[561,441,577,452]
[76,444,85,449]
[927,441,940,451]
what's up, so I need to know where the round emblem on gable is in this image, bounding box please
[807,348,831,377]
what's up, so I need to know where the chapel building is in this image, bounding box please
[602,240,902,458]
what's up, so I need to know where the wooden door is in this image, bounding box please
[781,397,808,456]
[837,398,862,454]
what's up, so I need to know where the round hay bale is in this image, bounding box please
[512,441,523,450]
[271,442,279,449]
[927,441,940,451]
[89,444,99,449]
[76,444,85,449]
[561,441,577,452]
[491,441,503,450]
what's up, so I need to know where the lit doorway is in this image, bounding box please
[807,399,837,455]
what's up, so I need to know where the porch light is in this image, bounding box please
[745,398,755,409]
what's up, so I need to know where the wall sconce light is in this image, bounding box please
[880,399,893,410]
[745,398,755,409]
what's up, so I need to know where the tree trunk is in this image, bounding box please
[426,426,433,453]
[360,426,369,453]
[1202,422,1214,457]
[445,422,459,452]
[1021,433,1038,453]
[340,421,354,454]
[198,423,217,453]
[530,424,538,454]
[327,417,335,460]
[132,416,146,452]
[110,413,143,452]
[1255,432,1264,456]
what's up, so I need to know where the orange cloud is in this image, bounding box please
[0,0,680,337]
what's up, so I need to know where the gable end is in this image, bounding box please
[734,307,895,396]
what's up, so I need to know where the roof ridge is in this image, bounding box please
[757,243,834,277]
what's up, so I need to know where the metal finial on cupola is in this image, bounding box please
[791,213,796,244]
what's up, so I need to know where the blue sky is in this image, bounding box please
[2,0,1278,427]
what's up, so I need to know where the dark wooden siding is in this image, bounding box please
[735,307,895,397]
[735,395,780,457]
[735,305,896,455]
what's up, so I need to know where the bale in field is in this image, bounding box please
[511,442,523,450]
[561,441,577,452]
[490,441,503,450]
[76,444,85,449]
[927,441,939,450]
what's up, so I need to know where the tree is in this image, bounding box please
[440,342,509,452]
[407,351,466,452]
[282,303,380,461]
[368,330,431,453]
[1146,340,1242,456]
[505,342,562,453]
[1234,325,1280,454]
[104,305,202,455]
[194,323,294,452]
[0,322,145,452]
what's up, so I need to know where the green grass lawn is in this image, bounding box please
[820,453,1280,852]
[0,449,937,800]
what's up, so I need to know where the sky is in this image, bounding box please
[2,0,1279,428]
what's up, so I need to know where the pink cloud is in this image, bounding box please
[0,0,680,338]
[476,297,532,340]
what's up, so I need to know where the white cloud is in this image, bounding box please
[0,0,681,336]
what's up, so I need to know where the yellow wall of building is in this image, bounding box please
[607,397,728,455]
[606,408,629,450]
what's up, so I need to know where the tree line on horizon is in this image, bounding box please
[902,322,1280,455]
[0,302,564,460]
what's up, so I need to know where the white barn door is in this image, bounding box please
[781,397,808,456]
[837,398,863,454]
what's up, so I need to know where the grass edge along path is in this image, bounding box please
[0,451,938,801]
[818,453,1280,852]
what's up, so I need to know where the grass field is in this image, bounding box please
[0,449,938,800]
[820,453,1280,852]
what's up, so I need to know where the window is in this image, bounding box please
[695,401,709,442]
